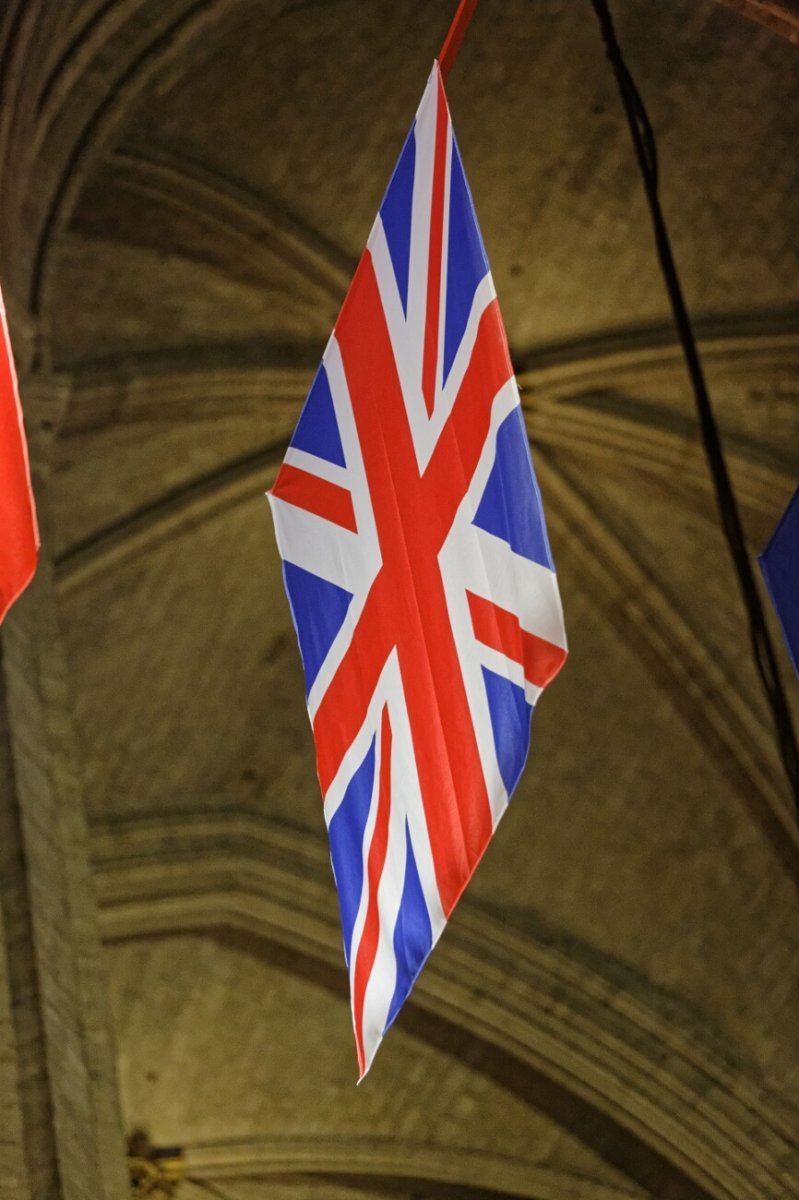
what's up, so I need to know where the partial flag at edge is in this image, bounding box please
[0,286,39,624]
[759,486,799,680]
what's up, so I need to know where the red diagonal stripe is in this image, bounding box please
[422,298,513,546]
[352,706,392,1078]
[467,590,567,689]
[271,463,357,533]
[314,580,392,793]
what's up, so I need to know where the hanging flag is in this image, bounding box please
[268,61,567,1077]
[759,487,799,680]
[0,287,38,624]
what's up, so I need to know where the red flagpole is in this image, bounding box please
[438,0,480,83]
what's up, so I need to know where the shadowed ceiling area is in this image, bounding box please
[1,1,798,1198]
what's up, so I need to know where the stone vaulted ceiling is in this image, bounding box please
[2,1,799,1197]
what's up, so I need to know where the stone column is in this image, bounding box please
[0,701,37,1200]
[0,356,128,1200]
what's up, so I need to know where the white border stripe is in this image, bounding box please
[268,495,362,592]
[281,446,351,489]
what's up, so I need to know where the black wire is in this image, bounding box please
[589,0,799,816]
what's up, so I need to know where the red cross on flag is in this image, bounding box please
[268,61,567,1076]
[0,287,38,624]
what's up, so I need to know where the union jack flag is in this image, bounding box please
[268,63,567,1077]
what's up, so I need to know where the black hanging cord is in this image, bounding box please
[589,0,799,816]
